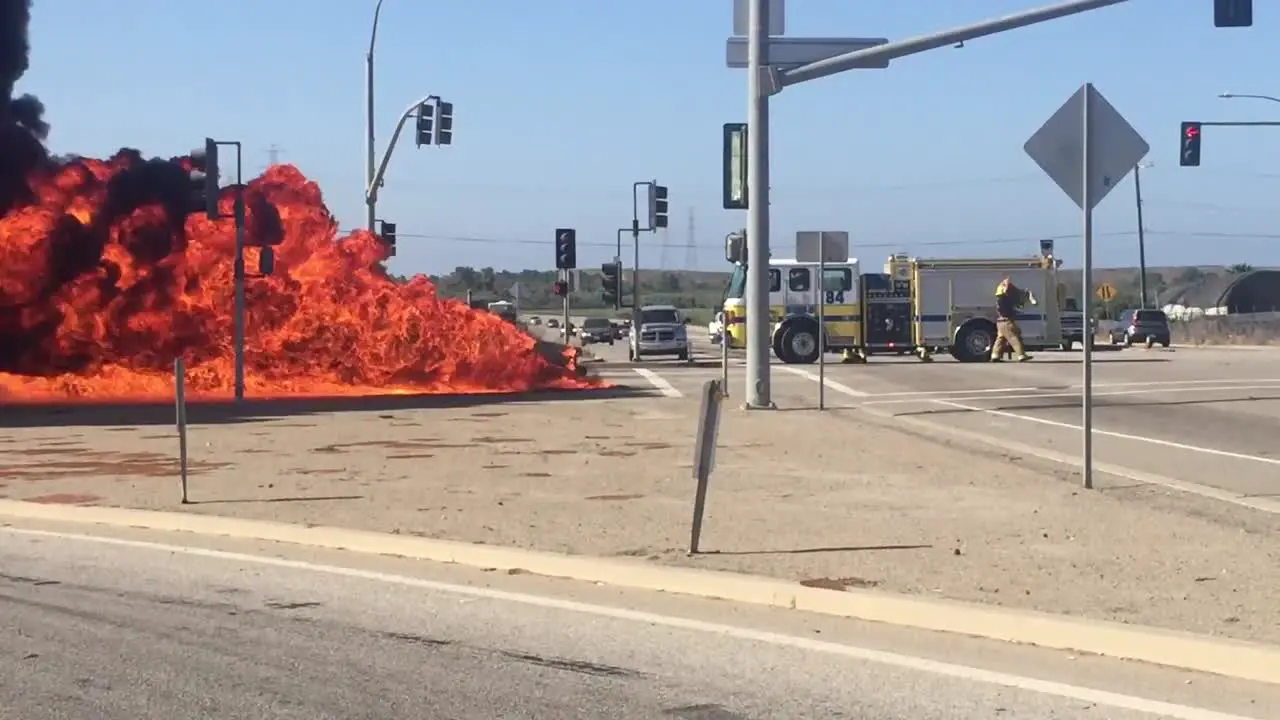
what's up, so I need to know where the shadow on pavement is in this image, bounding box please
[0,385,654,428]
[185,494,365,506]
[699,543,932,556]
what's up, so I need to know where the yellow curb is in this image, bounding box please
[2,498,1279,686]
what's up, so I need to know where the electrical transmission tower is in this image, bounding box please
[685,207,697,270]
[265,144,285,168]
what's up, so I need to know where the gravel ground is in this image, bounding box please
[2,391,1279,645]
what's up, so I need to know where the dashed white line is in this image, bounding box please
[632,368,683,398]
[931,399,1280,467]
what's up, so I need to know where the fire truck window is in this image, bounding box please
[788,268,810,292]
[769,269,781,293]
[823,268,852,292]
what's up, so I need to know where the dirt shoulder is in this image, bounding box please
[2,393,1279,645]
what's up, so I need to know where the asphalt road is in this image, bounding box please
[788,346,1280,502]
[5,524,1274,719]
[594,337,1280,504]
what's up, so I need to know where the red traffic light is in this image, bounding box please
[1184,125,1200,139]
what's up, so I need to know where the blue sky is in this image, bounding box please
[18,0,1280,276]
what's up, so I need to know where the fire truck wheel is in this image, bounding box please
[953,322,995,363]
[779,322,820,364]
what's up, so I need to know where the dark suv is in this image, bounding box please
[1109,309,1171,347]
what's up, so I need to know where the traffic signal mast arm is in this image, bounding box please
[1178,119,1280,167]
[365,94,439,206]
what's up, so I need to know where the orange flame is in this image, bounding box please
[0,154,595,402]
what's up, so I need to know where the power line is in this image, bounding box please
[351,228,1280,253]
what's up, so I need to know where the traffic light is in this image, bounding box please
[437,101,453,145]
[379,220,397,256]
[188,137,220,218]
[553,280,569,297]
[415,102,434,147]
[600,262,621,310]
[1180,122,1202,167]
[554,228,577,269]
[258,247,275,275]
[1215,0,1252,27]
[649,184,669,229]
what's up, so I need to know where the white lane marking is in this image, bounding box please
[863,383,1280,406]
[931,399,1280,467]
[779,366,868,397]
[0,527,1262,720]
[632,368,683,398]
[862,378,1280,400]
[856,404,1280,516]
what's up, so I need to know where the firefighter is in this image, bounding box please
[991,277,1034,362]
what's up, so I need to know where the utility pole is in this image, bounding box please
[685,207,697,270]
[1133,163,1148,308]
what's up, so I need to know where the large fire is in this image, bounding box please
[0,155,595,402]
[0,0,593,403]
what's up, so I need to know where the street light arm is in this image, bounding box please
[1220,92,1280,104]
[366,95,434,204]
[779,0,1131,87]
[368,0,385,58]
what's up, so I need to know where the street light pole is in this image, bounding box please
[365,0,385,233]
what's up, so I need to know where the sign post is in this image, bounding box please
[689,379,724,554]
[796,231,850,410]
[1024,83,1149,490]
[174,357,190,504]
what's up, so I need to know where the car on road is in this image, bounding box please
[1109,308,1171,347]
[629,304,690,362]
[546,318,560,329]
[578,317,615,345]
[708,312,724,344]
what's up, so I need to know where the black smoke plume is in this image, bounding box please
[1,0,48,214]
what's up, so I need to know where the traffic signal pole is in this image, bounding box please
[744,0,773,409]
[562,271,571,349]
[615,228,628,307]
[231,142,246,402]
[630,182,645,318]
[734,0,1135,410]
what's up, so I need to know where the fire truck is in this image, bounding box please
[887,253,1066,362]
[721,235,1067,363]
